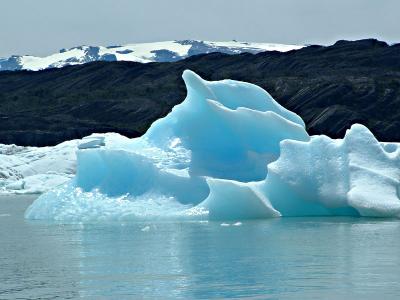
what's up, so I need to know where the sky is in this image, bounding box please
[0,0,399,57]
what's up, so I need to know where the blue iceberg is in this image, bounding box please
[25,71,400,221]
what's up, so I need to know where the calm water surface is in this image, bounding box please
[1,196,400,299]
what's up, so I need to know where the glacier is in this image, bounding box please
[0,135,114,195]
[24,70,400,221]
[0,142,77,195]
[0,40,302,71]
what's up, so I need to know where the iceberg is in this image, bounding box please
[25,71,400,221]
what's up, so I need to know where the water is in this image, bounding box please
[1,196,400,299]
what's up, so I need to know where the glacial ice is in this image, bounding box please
[25,70,400,221]
[0,142,77,194]
[0,134,118,195]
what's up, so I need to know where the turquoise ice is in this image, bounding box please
[25,71,400,221]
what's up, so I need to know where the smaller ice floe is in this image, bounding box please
[78,136,106,149]
[220,222,242,227]
[141,225,150,232]
[0,133,125,195]
[0,140,78,195]
[5,180,25,191]
[6,173,73,194]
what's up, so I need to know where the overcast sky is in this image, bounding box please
[0,0,399,57]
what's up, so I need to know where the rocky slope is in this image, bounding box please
[0,39,399,146]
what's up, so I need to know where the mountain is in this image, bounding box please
[0,40,302,71]
[0,39,399,146]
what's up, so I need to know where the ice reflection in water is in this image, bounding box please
[2,197,400,299]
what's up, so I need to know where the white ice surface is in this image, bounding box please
[0,133,128,195]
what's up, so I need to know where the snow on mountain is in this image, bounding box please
[0,40,303,71]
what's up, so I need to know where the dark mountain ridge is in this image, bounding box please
[0,39,399,146]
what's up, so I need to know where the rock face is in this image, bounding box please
[0,39,399,146]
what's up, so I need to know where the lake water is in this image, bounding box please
[1,196,400,299]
